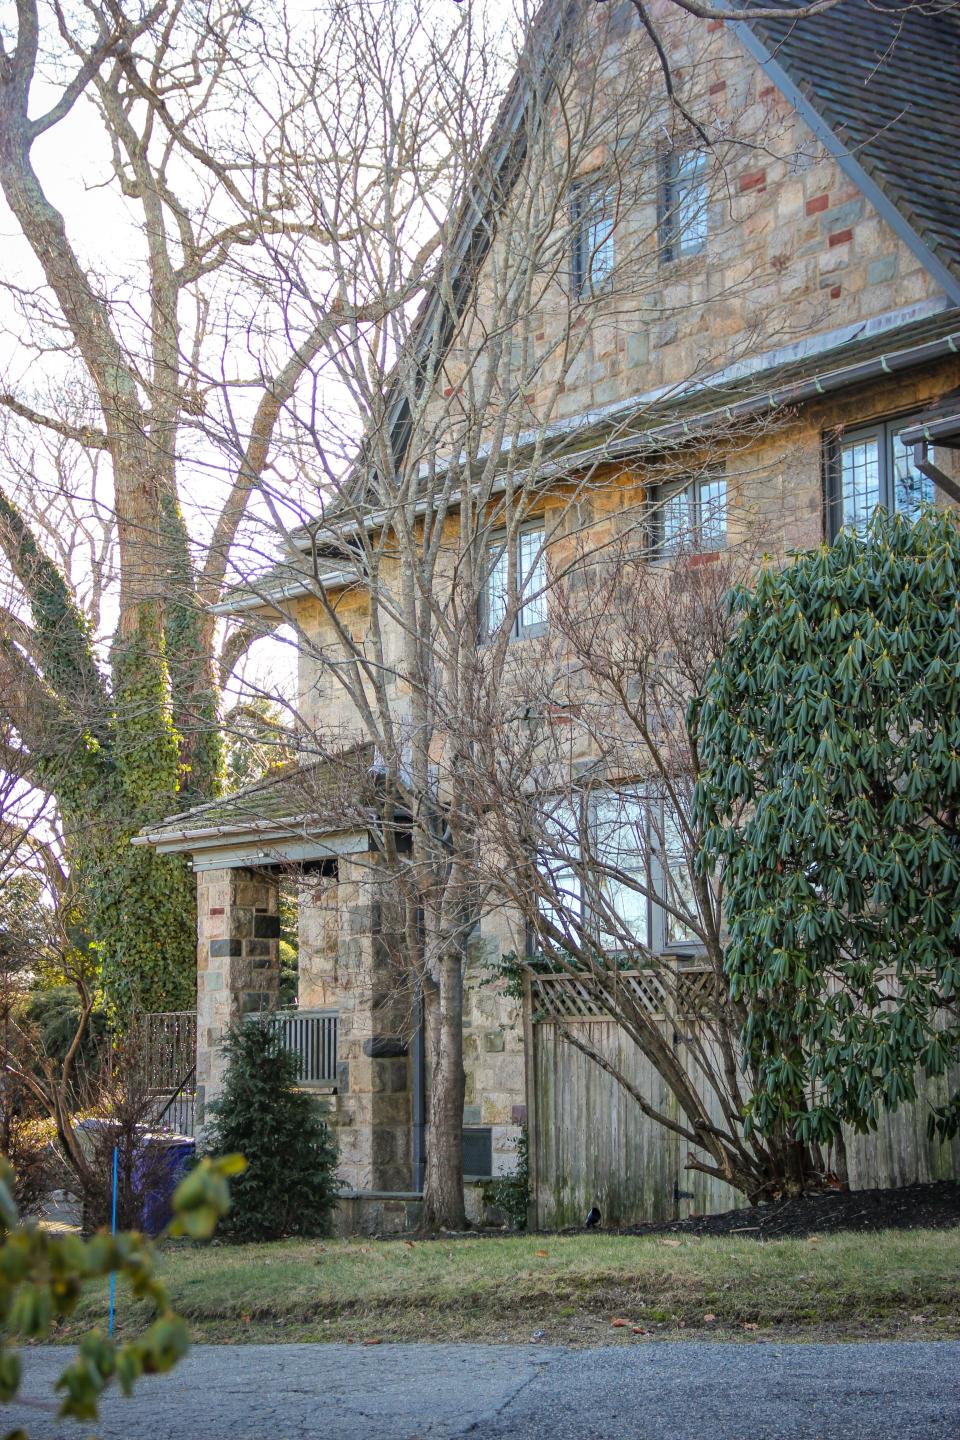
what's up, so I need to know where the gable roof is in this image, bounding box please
[337,1,960,492]
[737,0,960,300]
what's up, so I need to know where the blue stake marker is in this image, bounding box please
[108,1145,118,1336]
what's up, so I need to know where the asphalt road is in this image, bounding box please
[6,1341,958,1439]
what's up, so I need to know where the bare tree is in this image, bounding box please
[237,0,804,1226]
[469,490,845,1202]
[0,0,492,1016]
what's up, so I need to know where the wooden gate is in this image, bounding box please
[527,972,960,1228]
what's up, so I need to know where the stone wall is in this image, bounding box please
[298,856,414,1194]
[463,917,528,1185]
[423,1,944,441]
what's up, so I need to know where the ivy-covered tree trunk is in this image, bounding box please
[0,492,208,1018]
[0,4,343,1020]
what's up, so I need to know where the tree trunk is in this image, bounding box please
[422,955,467,1230]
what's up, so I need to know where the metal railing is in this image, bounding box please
[139,1012,198,1138]
[152,1064,197,1138]
[273,1009,338,1087]
[139,1011,197,1092]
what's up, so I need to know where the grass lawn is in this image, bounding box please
[58,1227,960,1347]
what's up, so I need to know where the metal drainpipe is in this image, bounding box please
[411,979,427,1193]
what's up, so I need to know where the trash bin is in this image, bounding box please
[136,1134,196,1237]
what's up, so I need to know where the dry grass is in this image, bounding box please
[55,1227,960,1347]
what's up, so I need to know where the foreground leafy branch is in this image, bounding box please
[0,1154,244,1435]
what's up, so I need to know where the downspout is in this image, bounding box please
[412,979,427,1193]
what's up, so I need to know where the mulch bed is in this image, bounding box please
[613,1179,960,1241]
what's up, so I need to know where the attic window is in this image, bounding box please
[571,180,615,297]
[659,149,708,262]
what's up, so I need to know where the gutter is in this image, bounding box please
[246,321,960,580]
[210,319,960,619]
[208,569,354,617]
[132,811,344,848]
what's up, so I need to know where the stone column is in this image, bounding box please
[319,855,412,1193]
[196,866,280,1126]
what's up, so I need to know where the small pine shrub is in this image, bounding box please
[204,1020,338,1240]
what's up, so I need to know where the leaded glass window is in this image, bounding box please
[660,149,709,262]
[655,473,727,556]
[828,416,937,538]
[571,181,616,297]
[482,525,547,640]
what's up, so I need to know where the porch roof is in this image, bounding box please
[133,750,381,871]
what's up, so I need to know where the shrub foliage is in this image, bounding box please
[696,508,960,1146]
[0,1153,241,1432]
[205,1020,339,1240]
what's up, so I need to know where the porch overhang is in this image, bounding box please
[133,751,384,871]
[133,819,370,872]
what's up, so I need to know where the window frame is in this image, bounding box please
[825,412,939,540]
[659,147,709,264]
[651,469,728,559]
[480,521,548,643]
[530,786,704,959]
[570,177,616,298]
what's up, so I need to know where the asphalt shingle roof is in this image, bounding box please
[137,747,377,845]
[744,0,960,282]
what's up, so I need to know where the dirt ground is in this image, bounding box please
[611,1180,960,1241]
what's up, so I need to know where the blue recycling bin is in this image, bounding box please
[135,1135,196,1236]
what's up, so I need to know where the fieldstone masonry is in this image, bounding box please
[197,857,414,1196]
[311,858,413,1193]
[196,866,281,1123]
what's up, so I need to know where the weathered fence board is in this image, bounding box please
[533,1017,743,1228]
[531,978,959,1228]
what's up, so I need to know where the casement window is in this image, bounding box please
[653,471,727,557]
[482,524,547,640]
[659,148,708,262]
[533,788,701,955]
[825,415,936,539]
[571,180,616,297]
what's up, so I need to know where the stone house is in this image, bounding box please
[137,0,960,1229]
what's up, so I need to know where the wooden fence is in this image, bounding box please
[528,971,960,1228]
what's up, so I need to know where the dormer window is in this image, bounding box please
[571,180,615,297]
[659,148,708,262]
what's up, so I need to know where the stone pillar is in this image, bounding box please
[196,866,280,1126]
[315,855,412,1193]
[297,871,340,1008]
